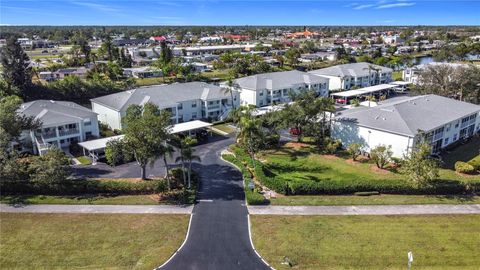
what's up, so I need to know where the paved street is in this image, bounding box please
[0,204,193,214]
[248,204,480,216]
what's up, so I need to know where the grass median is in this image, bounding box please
[251,215,480,270]
[0,213,189,269]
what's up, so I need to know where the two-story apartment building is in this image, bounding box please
[402,62,472,84]
[91,82,238,130]
[331,95,480,158]
[18,100,100,155]
[232,70,329,107]
[309,62,393,91]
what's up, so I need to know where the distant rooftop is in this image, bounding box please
[234,70,328,91]
[309,62,392,78]
[19,100,96,126]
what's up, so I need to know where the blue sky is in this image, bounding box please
[1,0,479,26]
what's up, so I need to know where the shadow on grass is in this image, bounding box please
[433,194,477,203]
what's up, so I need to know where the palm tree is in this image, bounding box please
[237,108,264,170]
[174,136,197,189]
[161,143,175,190]
[184,147,201,189]
[222,77,239,110]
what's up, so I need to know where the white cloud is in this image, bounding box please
[376,2,416,9]
[71,1,120,13]
[353,4,375,10]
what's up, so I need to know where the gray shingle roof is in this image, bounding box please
[334,95,480,136]
[91,82,229,111]
[309,62,393,78]
[233,70,329,91]
[19,100,97,126]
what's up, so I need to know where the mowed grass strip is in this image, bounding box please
[270,194,480,206]
[251,215,480,270]
[0,213,189,270]
[1,194,159,205]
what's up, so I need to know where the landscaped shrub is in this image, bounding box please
[467,156,480,171]
[0,178,167,195]
[222,153,267,205]
[455,161,476,174]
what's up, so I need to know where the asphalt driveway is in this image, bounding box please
[159,135,271,270]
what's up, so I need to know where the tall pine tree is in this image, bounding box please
[0,37,33,98]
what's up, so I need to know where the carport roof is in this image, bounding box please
[78,120,212,151]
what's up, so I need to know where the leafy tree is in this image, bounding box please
[122,103,172,179]
[347,143,362,161]
[400,143,439,187]
[29,148,70,188]
[0,37,32,98]
[105,139,130,166]
[370,144,393,169]
[284,48,301,67]
[222,77,239,110]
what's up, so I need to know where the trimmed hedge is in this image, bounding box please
[0,179,167,195]
[467,156,480,171]
[455,161,476,174]
[230,145,480,196]
[222,153,267,205]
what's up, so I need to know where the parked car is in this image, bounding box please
[289,127,300,136]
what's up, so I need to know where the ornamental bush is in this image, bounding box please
[455,161,476,174]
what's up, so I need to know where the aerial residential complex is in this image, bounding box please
[232,70,329,107]
[309,62,393,91]
[91,82,238,130]
[18,100,99,155]
[332,95,480,158]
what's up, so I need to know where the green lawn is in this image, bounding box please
[76,156,92,165]
[1,194,160,205]
[135,77,169,86]
[261,142,480,184]
[442,137,480,169]
[392,70,403,81]
[199,69,232,81]
[212,123,236,134]
[0,213,189,270]
[252,215,480,270]
[270,194,480,206]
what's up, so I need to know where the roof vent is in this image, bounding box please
[375,115,379,120]
[49,100,55,103]
[382,117,386,120]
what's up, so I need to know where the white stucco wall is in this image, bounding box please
[331,121,414,158]
[91,102,123,130]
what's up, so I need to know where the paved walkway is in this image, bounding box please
[248,204,480,216]
[0,204,193,214]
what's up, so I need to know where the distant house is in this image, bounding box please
[331,95,480,158]
[18,100,99,155]
[123,67,162,78]
[149,36,167,43]
[232,70,329,107]
[309,62,393,91]
[299,52,337,62]
[112,38,151,47]
[285,30,321,39]
[91,82,238,130]
[39,67,89,81]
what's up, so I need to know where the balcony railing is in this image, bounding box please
[38,131,56,139]
[59,129,79,136]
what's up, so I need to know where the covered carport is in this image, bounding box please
[78,120,213,164]
[330,84,397,105]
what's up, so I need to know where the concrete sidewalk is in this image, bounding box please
[248,204,480,216]
[0,204,193,214]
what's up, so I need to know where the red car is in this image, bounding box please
[289,128,300,136]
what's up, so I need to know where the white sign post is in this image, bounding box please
[407,251,413,269]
